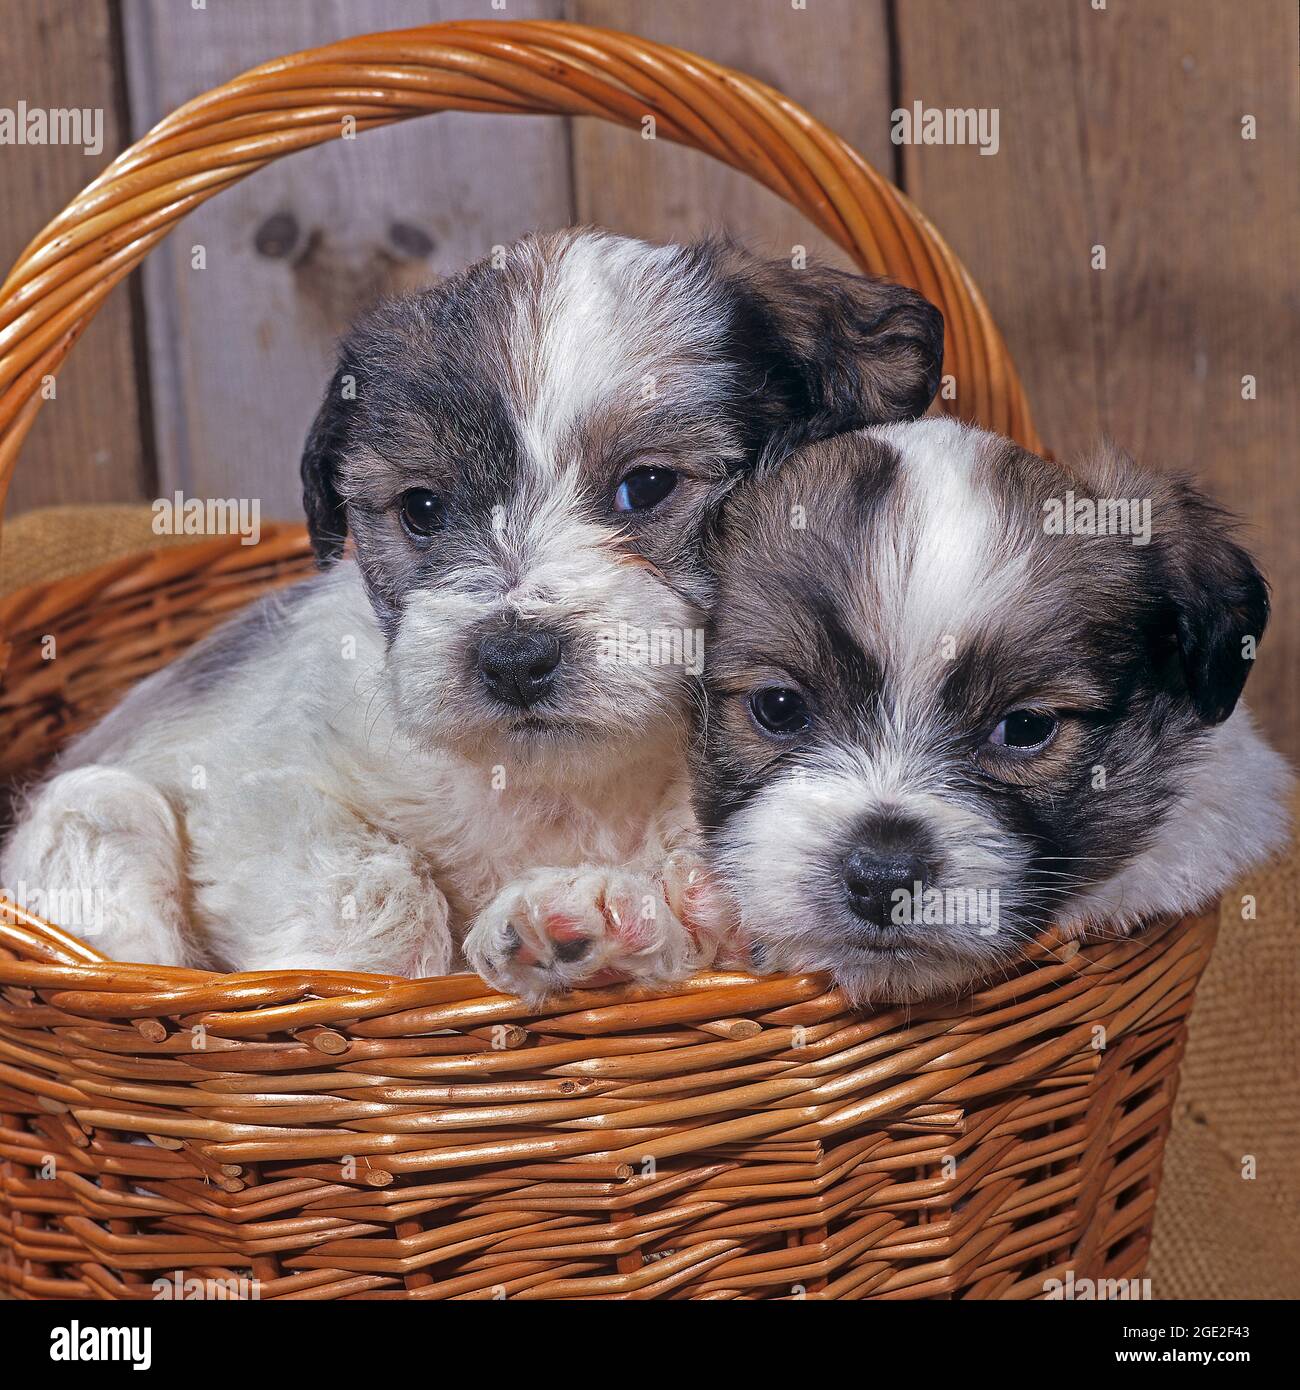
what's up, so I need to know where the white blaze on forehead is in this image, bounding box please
[505,472,623,607]
[509,231,732,477]
[453,466,697,635]
[862,418,1029,699]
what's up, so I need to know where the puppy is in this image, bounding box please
[694,418,1291,1003]
[1,228,942,1000]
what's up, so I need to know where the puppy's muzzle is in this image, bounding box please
[843,848,929,929]
[477,627,563,708]
[839,812,938,939]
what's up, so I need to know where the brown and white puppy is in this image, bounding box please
[694,418,1291,1003]
[1,229,942,1000]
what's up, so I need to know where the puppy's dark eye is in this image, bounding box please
[749,687,811,736]
[613,466,677,513]
[987,710,1058,752]
[399,488,444,537]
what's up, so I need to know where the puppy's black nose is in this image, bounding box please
[478,629,563,708]
[842,848,929,928]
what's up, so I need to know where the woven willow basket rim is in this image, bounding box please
[0,19,1212,1301]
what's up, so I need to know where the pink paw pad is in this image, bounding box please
[465,863,719,1002]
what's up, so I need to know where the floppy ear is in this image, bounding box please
[696,237,944,461]
[1156,474,1269,725]
[300,362,353,566]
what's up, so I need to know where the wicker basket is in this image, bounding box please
[0,20,1213,1301]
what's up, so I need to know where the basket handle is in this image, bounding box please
[0,18,1039,527]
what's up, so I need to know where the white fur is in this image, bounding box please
[0,563,709,979]
[872,420,1021,644]
[511,232,735,474]
[1,231,746,992]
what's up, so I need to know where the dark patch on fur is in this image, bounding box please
[301,365,353,564]
[695,433,902,833]
[975,436,1269,727]
[1155,477,1270,724]
[300,253,531,628]
[693,237,944,466]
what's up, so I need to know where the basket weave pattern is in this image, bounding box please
[0,904,1213,1299]
[0,21,1208,1300]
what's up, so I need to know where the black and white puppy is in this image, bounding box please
[1,229,942,999]
[694,418,1291,1003]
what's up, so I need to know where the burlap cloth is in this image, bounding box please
[0,505,199,595]
[1,507,1296,1299]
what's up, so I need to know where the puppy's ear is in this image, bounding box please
[1155,474,1269,725]
[301,363,353,566]
[697,238,944,459]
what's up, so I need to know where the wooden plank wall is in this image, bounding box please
[119,0,571,519]
[0,0,152,514]
[569,0,893,265]
[894,0,1299,765]
[0,0,1294,757]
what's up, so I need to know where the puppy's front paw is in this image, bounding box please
[464,864,713,1003]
